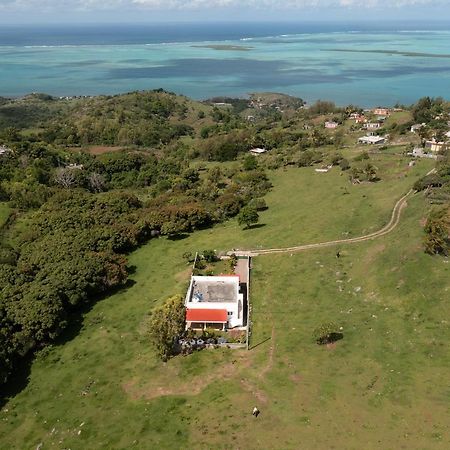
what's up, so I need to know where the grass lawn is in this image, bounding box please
[1,159,449,449]
[0,203,11,228]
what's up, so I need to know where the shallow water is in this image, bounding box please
[1,23,450,106]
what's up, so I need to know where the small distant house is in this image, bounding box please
[325,121,339,129]
[249,147,267,155]
[0,145,11,156]
[411,123,425,133]
[315,165,333,173]
[425,140,445,153]
[364,122,382,130]
[185,276,244,330]
[373,108,390,116]
[409,148,438,159]
[67,163,84,170]
[358,136,386,145]
[445,131,450,139]
[355,115,367,124]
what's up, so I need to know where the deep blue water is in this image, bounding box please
[1,22,450,106]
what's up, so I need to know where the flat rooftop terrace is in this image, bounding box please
[188,276,238,304]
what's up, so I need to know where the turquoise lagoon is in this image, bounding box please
[1,26,450,106]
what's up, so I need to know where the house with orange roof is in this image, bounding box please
[185,275,245,330]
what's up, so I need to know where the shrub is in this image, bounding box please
[354,151,369,162]
[202,249,218,263]
[229,253,238,271]
[424,206,450,256]
[413,174,444,192]
[248,197,268,211]
[313,322,340,345]
[182,251,194,263]
[339,158,350,171]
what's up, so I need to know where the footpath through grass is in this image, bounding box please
[1,158,449,449]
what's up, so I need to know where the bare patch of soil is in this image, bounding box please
[290,373,302,384]
[174,268,192,283]
[259,326,275,379]
[240,379,268,404]
[122,352,249,401]
[364,243,386,264]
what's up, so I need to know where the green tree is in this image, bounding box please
[363,163,379,182]
[148,295,186,360]
[237,205,259,229]
[424,206,450,256]
[202,249,218,263]
[339,158,350,171]
[313,322,340,345]
[243,155,258,171]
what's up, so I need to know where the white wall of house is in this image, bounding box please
[185,276,244,328]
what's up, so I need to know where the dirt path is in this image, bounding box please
[232,169,436,257]
[259,326,275,379]
[254,189,412,256]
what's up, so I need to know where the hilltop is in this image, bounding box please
[0,90,449,449]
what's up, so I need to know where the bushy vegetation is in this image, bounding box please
[416,148,450,255]
[424,206,450,255]
[0,89,448,387]
[0,91,276,382]
[312,322,341,345]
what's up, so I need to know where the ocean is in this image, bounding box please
[1,22,450,106]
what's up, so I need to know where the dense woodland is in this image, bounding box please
[0,90,449,383]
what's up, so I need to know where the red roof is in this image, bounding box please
[186,309,228,323]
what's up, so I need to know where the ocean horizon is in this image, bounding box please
[1,22,450,106]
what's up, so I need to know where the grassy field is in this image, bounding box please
[0,203,11,228]
[1,157,449,449]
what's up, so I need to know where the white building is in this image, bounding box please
[325,121,338,129]
[0,145,11,156]
[411,123,425,133]
[408,148,438,159]
[364,122,381,130]
[185,276,244,330]
[425,140,446,153]
[358,136,386,145]
[249,147,267,155]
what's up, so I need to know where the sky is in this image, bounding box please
[0,0,449,24]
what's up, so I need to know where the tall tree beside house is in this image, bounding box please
[148,295,186,361]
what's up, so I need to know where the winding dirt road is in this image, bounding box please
[252,189,412,256]
[231,168,436,257]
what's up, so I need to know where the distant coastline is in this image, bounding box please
[1,23,450,106]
